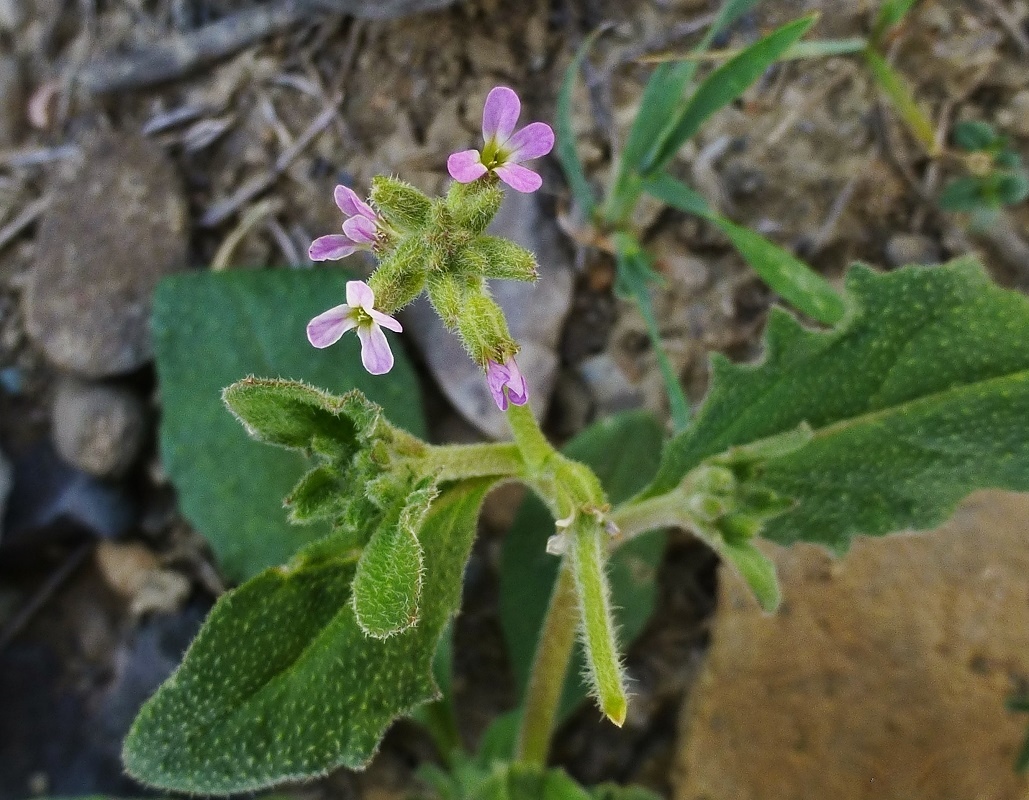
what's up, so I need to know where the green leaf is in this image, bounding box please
[872,0,919,41]
[590,783,664,800]
[864,48,938,155]
[610,0,760,211]
[613,233,691,430]
[952,120,1000,152]
[123,479,493,793]
[718,538,780,611]
[153,270,425,582]
[474,764,593,800]
[500,411,666,719]
[642,258,1029,552]
[284,465,349,523]
[223,378,361,457]
[351,481,435,638]
[556,30,602,217]
[1016,726,1029,773]
[709,216,845,324]
[998,172,1029,206]
[644,15,816,174]
[644,173,845,324]
[938,176,994,212]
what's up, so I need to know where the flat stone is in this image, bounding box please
[406,191,574,439]
[673,491,1029,800]
[24,131,188,378]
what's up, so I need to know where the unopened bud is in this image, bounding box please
[370,176,432,231]
[461,235,539,282]
[368,237,430,313]
[446,179,503,234]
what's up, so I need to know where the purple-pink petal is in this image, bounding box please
[334,184,376,220]
[485,358,528,410]
[346,280,376,310]
[482,86,520,143]
[309,234,358,261]
[342,215,377,245]
[307,304,357,348]
[368,308,403,333]
[505,122,555,162]
[495,163,543,193]
[448,150,488,183]
[357,323,395,375]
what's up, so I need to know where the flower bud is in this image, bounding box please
[446,179,503,234]
[369,237,430,313]
[370,176,432,232]
[460,235,539,282]
[456,292,516,364]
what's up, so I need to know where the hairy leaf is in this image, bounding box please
[351,481,436,638]
[500,411,665,718]
[123,479,492,793]
[152,270,425,582]
[643,258,1029,552]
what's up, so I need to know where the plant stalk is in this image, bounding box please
[514,564,579,766]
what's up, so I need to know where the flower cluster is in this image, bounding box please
[306,86,553,411]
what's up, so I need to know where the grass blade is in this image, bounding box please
[613,232,691,430]
[644,14,817,175]
[645,173,845,324]
[556,30,604,217]
[864,48,939,156]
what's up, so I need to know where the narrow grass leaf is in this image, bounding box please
[864,48,939,155]
[644,15,816,174]
[556,31,603,216]
[644,173,844,324]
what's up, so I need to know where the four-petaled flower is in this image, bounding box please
[308,185,380,261]
[486,356,528,410]
[307,280,402,375]
[448,86,555,193]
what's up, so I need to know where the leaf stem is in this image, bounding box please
[514,564,579,766]
[422,441,525,482]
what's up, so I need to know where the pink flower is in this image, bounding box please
[448,87,555,193]
[307,280,403,375]
[308,185,379,261]
[485,356,528,410]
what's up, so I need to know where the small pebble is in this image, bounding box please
[884,233,941,267]
[51,377,147,479]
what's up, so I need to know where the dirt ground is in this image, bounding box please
[0,0,1027,797]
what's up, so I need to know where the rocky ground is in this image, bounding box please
[0,0,1028,797]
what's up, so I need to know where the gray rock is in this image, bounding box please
[407,191,574,439]
[579,352,644,416]
[24,131,188,378]
[51,378,147,479]
[884,233,941,267]
[0,447,11,540]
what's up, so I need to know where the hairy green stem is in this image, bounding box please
[514,564,579,766]
[610,490,695,542]
[505,402,555,473]
[421,441,525,482]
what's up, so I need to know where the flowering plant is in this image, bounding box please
[124,70,1029,800]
